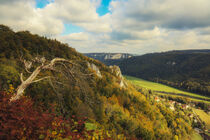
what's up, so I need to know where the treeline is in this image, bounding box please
[154,78,210,97]
[108,50,210,97]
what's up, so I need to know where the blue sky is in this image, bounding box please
[97,0,111,16]
[36,0,111,35]
[35,0,53,8]
[36,0,111,15]
[62,24,84,35]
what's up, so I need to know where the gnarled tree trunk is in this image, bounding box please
[10,57,75,102]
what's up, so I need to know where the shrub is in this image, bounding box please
[0,92,92,139]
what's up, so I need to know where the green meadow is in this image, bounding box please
[193,108,210,130]
[125,75,210,103]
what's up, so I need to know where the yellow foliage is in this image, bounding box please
[108,95,119,105]
[7,84,15,94]
[20,137,26,140]
[174,135,179,140]
[52,131,57,135]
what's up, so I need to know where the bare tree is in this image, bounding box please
[10,57,76,102]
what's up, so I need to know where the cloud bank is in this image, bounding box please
[0,0,210,54]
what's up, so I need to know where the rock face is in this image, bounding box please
[104,53,132,60]
[84,53,133,62]
[87,62,102,78]
[109,65,127,88]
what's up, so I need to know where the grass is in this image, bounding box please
[154,92,210,104]
[193,108,210,130]
[190,132,203,140]
[125,75,210,102]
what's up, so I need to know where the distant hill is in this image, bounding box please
[108,50,210,96]
[166,49,210,54]
[84,53,134,62]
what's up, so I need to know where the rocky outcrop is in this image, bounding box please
[109,65,127,88]
[84,53,133,62]
[87,62,102,78]
[104,53,132,60]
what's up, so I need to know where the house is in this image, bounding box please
[155,96,160,102]
[182,104,189,109]
[188,114,193,118]
[169,100,175,105]
[169,105,175,111]
[177,103,182,106]
[191,104,195,107]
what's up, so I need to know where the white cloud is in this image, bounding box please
[0,0,210,54]
[76,14,112,33]
[0,0,63,36]
[60,32,89,41]
[110,0,210,30]
[0,0,110,35]
[42,0,98,23]
[40,0,111,33]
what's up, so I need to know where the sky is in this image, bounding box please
[0,0,210,54]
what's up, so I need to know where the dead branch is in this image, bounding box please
[20,73,24,83]
[10,57,78,102]
[23,60,32,73]
[31,76,51,83]
[20,55,32,73]
[56,62,77,81]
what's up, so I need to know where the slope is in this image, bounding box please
[0,25,195,139]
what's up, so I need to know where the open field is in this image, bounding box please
[154,92,210,104]
[193,108,210,130]
[190,132,203,140]
[125,75,210,103]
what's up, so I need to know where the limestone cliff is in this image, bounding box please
[109,65,127,88]
[87,62,102,78]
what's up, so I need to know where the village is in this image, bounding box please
[154,95,209,136]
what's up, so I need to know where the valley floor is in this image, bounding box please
[125,75,210,103]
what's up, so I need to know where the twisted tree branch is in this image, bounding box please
[10,57,77,102]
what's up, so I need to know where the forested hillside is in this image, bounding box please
[109,50,210,97]
[0,25,196,139]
